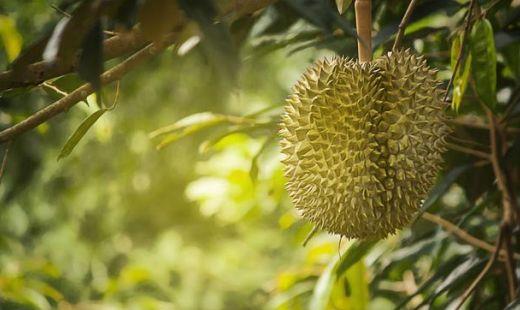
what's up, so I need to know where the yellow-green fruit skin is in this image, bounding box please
[279,50,449,239]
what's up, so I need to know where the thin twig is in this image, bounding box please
[50,4,72,17]
[446,142,490,160]
[487,108,519,299]
[41,82,69,97]
[422,212,520,261]
[392,0,419,51]
[447,118,520,135]
[448,135,490,153]
[303,226,318,247]
[455,227,504,310]
[444,0,477,102]
[0,140,12,184]
[501,86,520,124]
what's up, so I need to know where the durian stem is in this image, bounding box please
[354,0,372,63]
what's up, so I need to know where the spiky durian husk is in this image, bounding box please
[279,49,449,239]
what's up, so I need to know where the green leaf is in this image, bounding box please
[343,260,369,310]
[450,33,471,112]
[198,121,277,154]
[310,254,339,310]
[78,21,103,90]
[335,0,352,14]
[57,109,106,160]
[336,240,377,276]
[150,112,262,150]
[395,255,467,308]
[470,18,497,110]
[414,164,473,222]
[309,240,376,310]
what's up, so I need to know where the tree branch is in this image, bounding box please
[0,28,148,92]
[0,0,279,143]
[0,35,176,144]
[392,0,419,51]
[455,227,504,310]
[447,118,520,135]
[422,212,520,261]
[0,0,279,92]
[487,109,519,299]
[446,142,491,160]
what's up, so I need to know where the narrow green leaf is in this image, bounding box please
[151,112,266,150]
[470,18,497,110]
[150,112,228,138]
[57,109,106,160]
[413,164,473,222]
[336,240,377,276]
[395,255,467,308]
[198,121,277,154]
[344,261,369,310]
[309,240,375,310]
[450,33,471,112]
[310,254,339,310]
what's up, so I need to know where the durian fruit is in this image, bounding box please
[279,49,449,239]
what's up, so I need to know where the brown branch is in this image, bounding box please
[0,29,148,92]
[455,227,504,310]
[392,0,419,51]
[0,0,279,92]
[0,140,12,184]
[446,142,491,160]
[421,212,520,261]
[487,109,519,299]
[0,35,175,144]
[447,118,520,135]
[444,0,477,102]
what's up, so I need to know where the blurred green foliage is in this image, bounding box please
[0,0,519,309]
